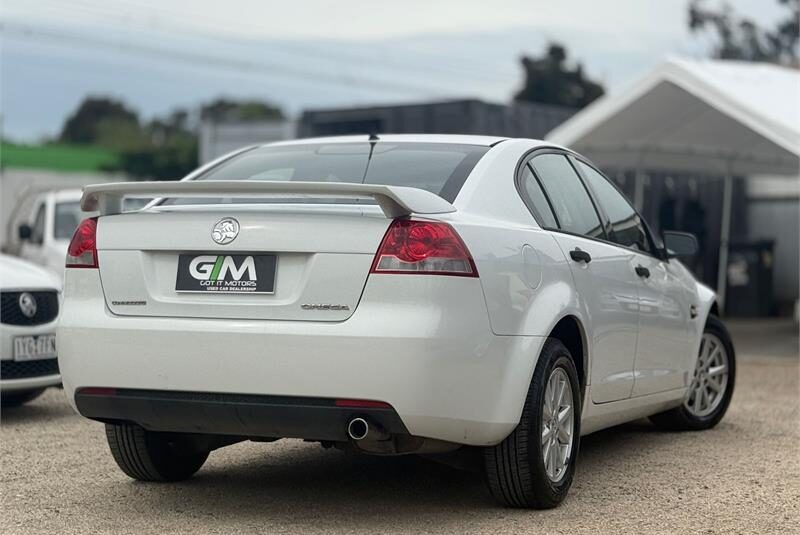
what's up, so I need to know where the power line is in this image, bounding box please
[1,22,459,97]
[20,0,519,83]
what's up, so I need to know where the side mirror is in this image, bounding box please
[662,231,698,258]
[18,224,32,241]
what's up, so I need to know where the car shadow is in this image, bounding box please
[113,445,493,532]
[94,418,710,529]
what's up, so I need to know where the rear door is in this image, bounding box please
[572,158,691,397]
[525,153,640,403]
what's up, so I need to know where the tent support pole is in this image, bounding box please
[716,166,733,315]
[633,153,645,212]
[634,168,645,212]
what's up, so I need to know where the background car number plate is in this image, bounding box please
[13,334,57,361]
[175,254,276,294]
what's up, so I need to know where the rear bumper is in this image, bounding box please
[75,388,408,441]
[59,270,544,446]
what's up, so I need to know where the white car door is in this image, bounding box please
[572,159,691,397]
[19,200,47,266]
[524,153,640,403]
[629,254,692,395]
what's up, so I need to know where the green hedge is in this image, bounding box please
[0,142,119,172]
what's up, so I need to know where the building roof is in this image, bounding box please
[547,58,800,176]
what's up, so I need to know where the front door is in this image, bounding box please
[631,254,692,396]
[19,201,47,265]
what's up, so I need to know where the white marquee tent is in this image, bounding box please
[547,58,800,309]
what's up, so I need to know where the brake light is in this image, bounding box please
[66,217,99,268]
[370,219,477,277]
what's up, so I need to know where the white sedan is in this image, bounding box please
[1,254,62,407]
[57,135,735,508]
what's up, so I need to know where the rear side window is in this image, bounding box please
[530,154,604,238]
[174,142,489,204]
[575,160,652,254]
[519,165,558,228]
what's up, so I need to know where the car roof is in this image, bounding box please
[34,188,83,203]
[264,134,515,148]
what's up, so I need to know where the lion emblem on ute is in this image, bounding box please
[211,218,240,245]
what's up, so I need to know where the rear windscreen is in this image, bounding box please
[167,142,489,205]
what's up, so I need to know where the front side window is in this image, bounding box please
[169,142,489,205]
[530,154,604,238]
[575,160,652,254]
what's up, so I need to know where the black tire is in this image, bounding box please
[105,423,209,482]
[484,338,581,509]
[0,388,45,408]
[650,315,736,431]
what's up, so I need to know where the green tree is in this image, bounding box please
[201,98,285,123]
[689,0,799,66]
[514,43,605,109]
[117,111,198,180]
[60,97,140,145]
[60,96,285,180]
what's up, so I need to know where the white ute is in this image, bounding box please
[1,254,62,407]
[14,189,143,277]
[58,135,735,508]
[15,189,86,276]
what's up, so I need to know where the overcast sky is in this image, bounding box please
[5,0,786,40]
[0,0,790,140]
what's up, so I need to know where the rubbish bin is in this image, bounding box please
[725,240,774,317]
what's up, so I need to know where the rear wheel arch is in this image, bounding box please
[485,337,582,508]
[547,315,587,396]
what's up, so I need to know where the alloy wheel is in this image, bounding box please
[541,367,574,482]
[684,333,730,418]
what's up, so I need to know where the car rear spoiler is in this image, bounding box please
[81,180,457,218]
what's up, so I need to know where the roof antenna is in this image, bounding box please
[362,133,380,183]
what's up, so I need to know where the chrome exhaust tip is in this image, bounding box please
[347,417,369,441]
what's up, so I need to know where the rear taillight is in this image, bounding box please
[66,217,99,268]
[370,219,477,277]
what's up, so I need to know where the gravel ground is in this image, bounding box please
[2,354,798,534]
